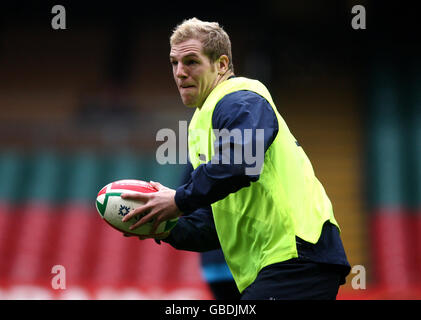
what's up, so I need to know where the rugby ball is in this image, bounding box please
[95,179,178,236]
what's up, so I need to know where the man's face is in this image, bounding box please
[170,38,219,108]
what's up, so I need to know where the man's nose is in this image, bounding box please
[175,63,187,78]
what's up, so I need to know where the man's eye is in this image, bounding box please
[171,61,178,66]
[186,60,198,65]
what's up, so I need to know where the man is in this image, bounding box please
[122,18,351,299]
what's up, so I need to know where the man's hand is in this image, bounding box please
[121,181,182,234]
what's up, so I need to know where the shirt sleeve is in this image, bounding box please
[175,90,279,213]
[160,205,221,252]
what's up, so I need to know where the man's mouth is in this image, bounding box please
[180,84,195,89]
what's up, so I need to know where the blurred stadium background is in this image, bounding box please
[0,1,420,299]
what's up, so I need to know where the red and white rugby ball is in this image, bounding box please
[95,179,178,236]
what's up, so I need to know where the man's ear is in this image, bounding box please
[217,55,230,74]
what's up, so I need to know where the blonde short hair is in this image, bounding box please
[170,17,234,72]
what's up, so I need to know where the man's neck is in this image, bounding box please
[197,70,235,110]
[215,70,235,87]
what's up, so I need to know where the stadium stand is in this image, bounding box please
[0,150,211,299]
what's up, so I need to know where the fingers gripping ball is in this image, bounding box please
[95,179,178,236]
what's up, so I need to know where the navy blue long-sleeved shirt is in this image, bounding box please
[162,88,351,283]
[174,90,275,212]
